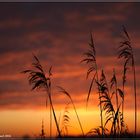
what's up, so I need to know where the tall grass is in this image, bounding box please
[110,69,121,135]
[60,103,70,136]
[82,32,104,136]
[22,55,61,137]
[58,86,84,136]
[82,30,132,137]
[21,26,137,138]
[86,126,109,137]
[117,26,137,136]
[96,70,115,136]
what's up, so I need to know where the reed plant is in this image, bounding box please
[117,26,137,136]
[22,55,61,137]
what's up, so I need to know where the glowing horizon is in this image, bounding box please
[0,108,140,137]
[0,2,140,138]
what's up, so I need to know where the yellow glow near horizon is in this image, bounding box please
[0,108,140,137]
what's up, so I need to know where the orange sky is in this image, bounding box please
[0,108,140,137]
[0,2,140,137]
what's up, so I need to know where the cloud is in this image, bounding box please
[0,3,140,112]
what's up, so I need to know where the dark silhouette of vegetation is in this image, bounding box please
[58,86,84,136]
[22,26,138,138]
[82,33,104,136]
[86,126,109,137]
[22,55,61,137]
[117,25,137,136]
[60,103,71,136]
[81,26,137,138]
[110,69,120,135]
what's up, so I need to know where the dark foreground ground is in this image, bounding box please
[1,134,140,140]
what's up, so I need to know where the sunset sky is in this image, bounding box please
[0,2,140,137]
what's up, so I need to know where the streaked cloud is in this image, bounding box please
[0,3,140,113]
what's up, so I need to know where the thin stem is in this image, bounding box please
[50,99,52,138]
[99,92,104,136]
[114,71,120,135]
[95,64,104,136]
[115,79,119,110]
[48,91,61,137]
[116,89,120,135]
[121,82,125,134]
[132,58,137,137]
[70,97,84,136]
[45,95,48,138]
[56,112,62,136]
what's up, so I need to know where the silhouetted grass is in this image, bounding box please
[60,102,70,136]
[81,26,137,138]
[21,26,138,139]
[117,25,137,136]
[82,32,104,136]
[22,55,61,137]
[58,86,84,136]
